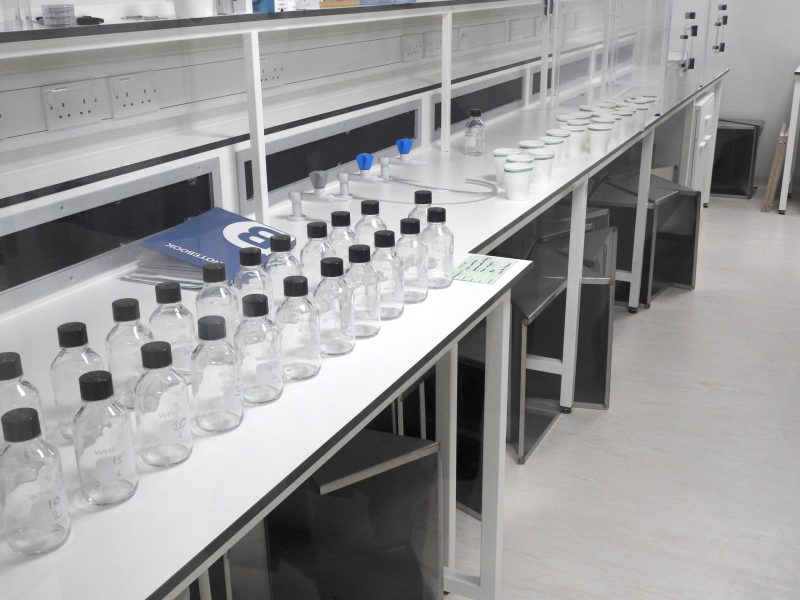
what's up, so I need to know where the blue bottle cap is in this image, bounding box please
[396,138,413,155]
[356,153,374,170]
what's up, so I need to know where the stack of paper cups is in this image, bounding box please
[540,136,566,167]
[564,124,587,155]
[493,148,518,187]
[518,140,545,155]
[503,163,533,201]
[530,149,555,185]
[545,128,574,157]
[588,124,612,156]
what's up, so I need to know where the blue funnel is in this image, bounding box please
[356,153,374,170]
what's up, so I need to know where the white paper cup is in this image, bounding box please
[564,125,587,155]
[504,163,533,201]
[546,128,573,157]
[634,105,649,129]
[588,124,612,156]
[506,154,535,166]
[556,114,575,124]
[174,0,213,18]
[613,110,635,138]
[540,136,565,166]
[530,149,555,184]
[492,148,518,186]
[518,139,545,154]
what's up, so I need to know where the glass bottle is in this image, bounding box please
[149,282,195,381]
[395,218,428,304]
[0,352,45,444]
[105,299,154,411]
[420,207,455,289]
[262,234,301,309]
[314,257,356,357]
[354,200,387,250]
[408,189,433,230]
[371,230,404,321]
[73,371,138,506]
[275,276,321,381]
[196,263,238,343]
[329,211,357,269]
[300,221,335,294]
[0,408,70,556]
[232,247,270,319]
[134,342,193,468]
[50,322,104,442]
[234,294,283,405]
[464,108,486,156]
[344,244,381,339]
[191,316,243,434]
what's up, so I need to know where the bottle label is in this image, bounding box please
[94,449,136,483]
[160,414,190,441]
[464,132,477,151]
[29,488,68,524]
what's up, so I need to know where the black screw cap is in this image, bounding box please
[307,221,328,239]
[57,322,88,348]
[374,230,396,248]
[284,275,309,298]
[320,257,344,278]
[198,315,227,341]
[112,298,140,322]
[202,263,226,283]
[1,407,41,443]
[141,341,173,369]
[242,294,269,317]
[349,244,371,264]
[400,218,420,235]
[240,247,262,267]
[155,281,182,304]
[0,352,22,381]
[414,190,432,205]
[270,234,291,253]
[79,370,115,401]
[331,211,351,227]
[427,207,446,223]
[361,200,379,215]
[470,108,482,117]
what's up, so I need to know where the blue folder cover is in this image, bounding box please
[140,208,294,279]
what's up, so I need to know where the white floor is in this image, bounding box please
[455,191,800,599]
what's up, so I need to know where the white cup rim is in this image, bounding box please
[589,124,613,131]
[540,136,564,144]
[504,163,533,172]
[518,140,545,148]
[506,154,535,163]
[493,147,519,156]
[546,129,571,137]
[530,149,555,159]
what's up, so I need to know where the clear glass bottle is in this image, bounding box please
[105,298,154,411]
[0,408,70,556]
[420,207,455,289]
[275,276,321,381]
[191,316,243,434]
[371,230,404,321]
[354,200,387,250]
[50,322,104,442]
[464,108,486,156]
[134,342,193,468]
[329,211,357,269]
[313,257,356,357]
[0,353,45,444]
[344,244,381,339]
[232,247,271,319]
[300,221,335,294]
[149,282,195,381]
[395,218,428,304]
[262,234,301,309]
[196,263,238,343]
[73,371,138,506]
[234,294,283,405]
[408,189,433,230]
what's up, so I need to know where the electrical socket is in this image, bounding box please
[509,18,536,41]
[423,31,442,58]
[109,71,160,119]
[401,34,424,62]
[260,53,287,89]
[41,79,108,131]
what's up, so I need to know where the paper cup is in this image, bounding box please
[588,124,612,156]
[530,149,555,184]
[492,148,518,186]
[518,139,545,154]
[503,163,533,201]
[540,136,565,166]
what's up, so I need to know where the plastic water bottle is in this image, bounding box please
[354,200,387,250]
[196,263,238,343]
[420,207,455,289]
[408,190,433,229]
[464,108,485,156]
[149,282,195,380]
[50,322,104,441]
[300,221,335,294]
[262,234,301,309]
[313,257,356,357]
[134,341,193,468]
[232,247,270,319]
[234,294,283,405]
[275,276,321,381]
[344,245,381,339]
[105,298,153,411]
[371,230,404,321]
[395,218,428,304]
[0,408,71,556]
[191,316,243,434]
[329,211,357,269]
[73,371,138,506]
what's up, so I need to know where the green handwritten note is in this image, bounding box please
[452,255,516,284]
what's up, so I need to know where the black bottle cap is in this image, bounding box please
[283,275,308,298]
[270,234,291,253]
[57,322,88,348]
[320,257,344,278]
[202,263,226,283]
[239,247,262,267]
[470,108,482,117]
[361,200,379,216]
[349,244,371,264]
[307,221,328,239]
[112,298,140,322]
[427,207,446,223]
[141,341,173,369]
[1,407,41,443]
[155,281,182,304]
[242,294,269,317]
[400,218,420,235]
[0,352,22,381]
[79,370,115,401]
[374,229,396,248]
[414,190,433,205]
[331,211,351,227]
[198,315,227,341]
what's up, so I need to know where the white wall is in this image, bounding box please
[709,1,800,179]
